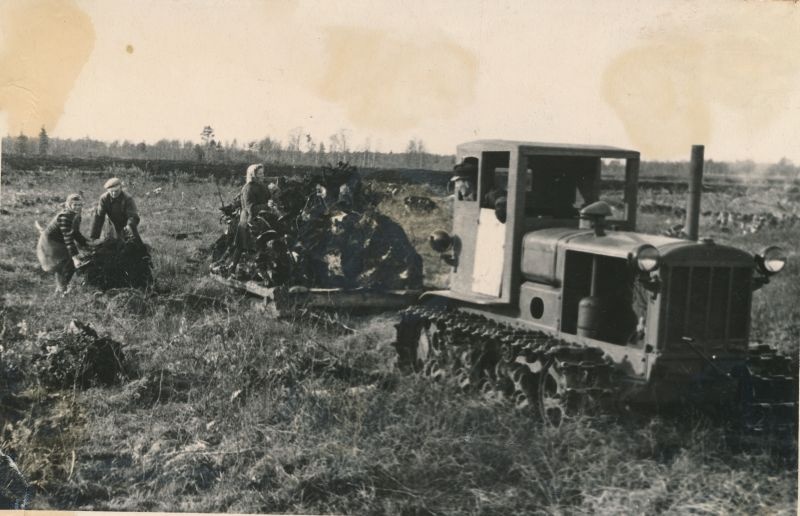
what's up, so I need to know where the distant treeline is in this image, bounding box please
[3,131,798,186]
[0,153,456,189]
[604,158,798,181]
[5,153,795,197]
[1,134,456,171]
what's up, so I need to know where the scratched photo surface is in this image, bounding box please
[0,0,798,513]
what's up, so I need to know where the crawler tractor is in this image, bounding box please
[393,140,797,432]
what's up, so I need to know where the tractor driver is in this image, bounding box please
[450,158,478,201]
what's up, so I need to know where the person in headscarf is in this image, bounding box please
[36,193,89,294]
[90,177,141,241]
[229,163,270,274]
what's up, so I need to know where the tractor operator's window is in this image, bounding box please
[525,156,600,218]
[599,158,631,222]
[481,168,508,208]
[526,169,575,215]
[525,156,586,218]
[575,170,599,207]
[479,151,511,210]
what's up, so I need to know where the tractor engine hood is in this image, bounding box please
[521,228,753,285]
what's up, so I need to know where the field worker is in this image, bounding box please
[229,163,271,275]
[36,193,89,294]
[90,177,141,241]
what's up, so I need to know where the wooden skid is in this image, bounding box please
[211,274,421,310]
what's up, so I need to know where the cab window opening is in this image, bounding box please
[479,151,511,222]
[524,155,600,219]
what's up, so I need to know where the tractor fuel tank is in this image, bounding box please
[577,296,603,339]
[520,228,588,285]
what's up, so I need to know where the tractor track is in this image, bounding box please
[393,305,798,436]
[739,345,798,436]
[393,304,619,426]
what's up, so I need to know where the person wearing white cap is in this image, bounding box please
[229,164,270,275]
[36,193,89,294]
[90,177,141,241]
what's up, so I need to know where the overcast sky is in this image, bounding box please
[1,0,799,162]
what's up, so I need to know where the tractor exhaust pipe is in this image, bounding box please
[685,145,704,241]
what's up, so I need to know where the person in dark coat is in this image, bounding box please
[90,177,141,241]
[230,164,270,274]
[36,193,89,294]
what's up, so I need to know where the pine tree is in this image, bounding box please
[38,127,49,155]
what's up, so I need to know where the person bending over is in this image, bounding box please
[36,193,89,294]
[90,177,141,241]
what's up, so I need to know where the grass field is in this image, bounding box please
[0,167,797,514]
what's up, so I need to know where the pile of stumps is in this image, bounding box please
[210,162,423,290]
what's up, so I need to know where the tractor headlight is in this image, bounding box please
[757,246,786,274]
[632,245,660,272]
[429,229,453,253]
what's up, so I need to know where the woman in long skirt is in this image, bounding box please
[36,193,89,294]
[229,164,270,275]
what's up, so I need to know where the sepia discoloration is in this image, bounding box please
[0,0,94,135]
[257,0,299,19]
[317,26,478,131]
[603,41,711,159]
[603,3,800,159]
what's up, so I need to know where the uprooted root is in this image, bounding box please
[79,237,153,291]
[32,321,127,390]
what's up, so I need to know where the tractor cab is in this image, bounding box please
[445,140,640,303]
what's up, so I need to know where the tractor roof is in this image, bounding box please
[457,140,639,159]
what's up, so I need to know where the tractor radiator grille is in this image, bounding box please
[663,265,751,348]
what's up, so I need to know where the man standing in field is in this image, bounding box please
[90,177,141,241]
